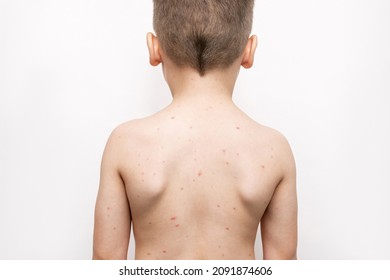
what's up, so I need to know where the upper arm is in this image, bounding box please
[93,127,131,260]
[261,135,297,260]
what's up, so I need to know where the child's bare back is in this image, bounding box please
[93,0,297,260]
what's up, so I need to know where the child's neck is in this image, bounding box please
[165,65,240,107]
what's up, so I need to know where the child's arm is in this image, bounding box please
[261,139,297,260]
[93,129,131,260]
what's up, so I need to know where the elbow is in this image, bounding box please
[93,249,127,260]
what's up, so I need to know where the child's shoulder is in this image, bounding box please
[107,117,155,144]
[249,121,295,173]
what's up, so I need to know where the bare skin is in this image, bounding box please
[93,33,297,260]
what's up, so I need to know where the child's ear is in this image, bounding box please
[146,32,162,66]
[241,35,258,69]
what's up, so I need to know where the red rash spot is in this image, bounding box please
[198,171,202,176]
[236,127,240,130]
[175,224,180,227]
[170,216,176,221]
[261,165,265,169]
[222,149,226,153]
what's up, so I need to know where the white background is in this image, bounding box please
[0,0,389,259]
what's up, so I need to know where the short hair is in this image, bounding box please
[153,0,254,76]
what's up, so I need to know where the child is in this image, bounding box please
[93,0,297,260]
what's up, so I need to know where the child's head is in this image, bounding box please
[152,0,255,76]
